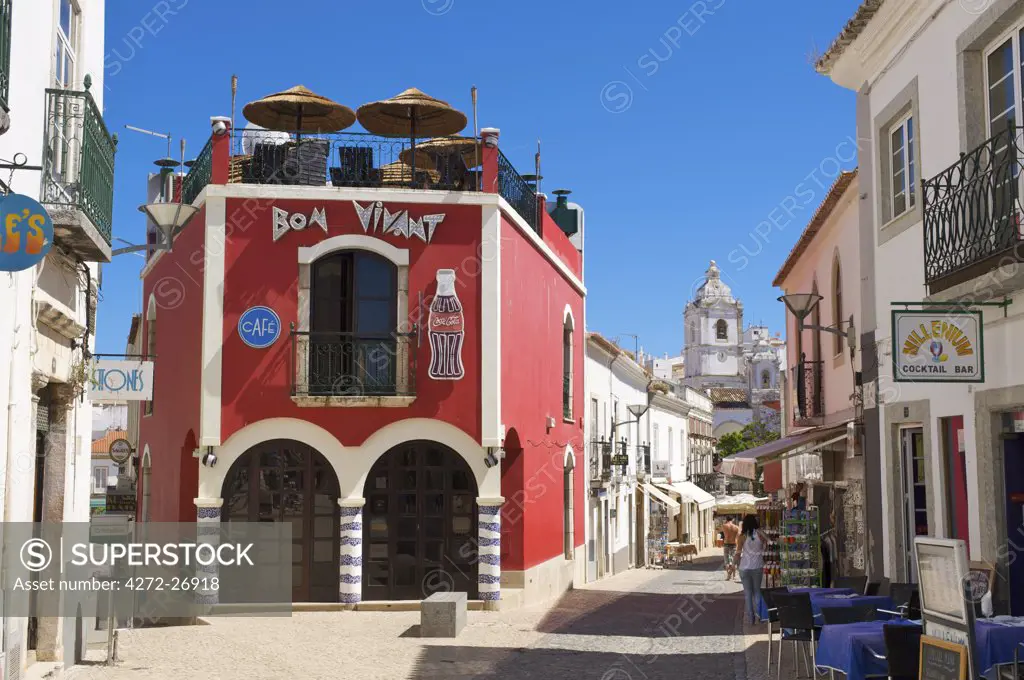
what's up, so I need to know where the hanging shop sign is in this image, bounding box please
[0,194,53,272]
[90,360,154,402]
[427,269,465,380]
[891,310,983,383]
[353,201,445,243]
[238,306,281,349]
[109,439,133,465]
[272,206,327,242]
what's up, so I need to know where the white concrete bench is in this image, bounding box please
[420,592,467,638]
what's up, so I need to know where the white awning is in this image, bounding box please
[656,482,716,511]
[642,483,680,515]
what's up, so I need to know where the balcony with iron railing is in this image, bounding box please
[923,123,1024,292]
[290,328,417,405]
[589,439,613,487]
[792,359,824,425]
[178,128,542,235]
[0,0,10,113]
[40,79,117,261]
[691,472,719,494]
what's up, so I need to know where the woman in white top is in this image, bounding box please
[735,514,769,625]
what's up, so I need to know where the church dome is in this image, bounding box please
[693,260,735,305]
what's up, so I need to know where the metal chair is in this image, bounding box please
[833,575,868,594]
[882,623,923,680]
[880,584,918,618]
[820,604,877,625]
[775,592,821,679]
[865,581,881,596]
[762,587,787,673]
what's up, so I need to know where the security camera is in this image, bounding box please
[484,449,499,468]
[201,451,218,468]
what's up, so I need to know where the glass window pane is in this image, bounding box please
[356,300,391,335]
[988,39,1016,134]
[355,253,394,298]
[59,0,71,38]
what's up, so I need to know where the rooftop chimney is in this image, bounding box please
[549,189,578,236]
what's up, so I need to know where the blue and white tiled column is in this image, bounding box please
[477,497,504,611]
[195,498,223,607]
[339,498,365,607]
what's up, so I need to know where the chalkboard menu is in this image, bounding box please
[919,636,967,680]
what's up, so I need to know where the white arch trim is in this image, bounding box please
[199,417,499,501]
[563,304,575,329]
[141,444,151,468]
[564,444,576,470]
[298,234,409,266]
[146,293,157,320]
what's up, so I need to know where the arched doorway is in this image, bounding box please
[221,440,340,602]
[362,441,478,601]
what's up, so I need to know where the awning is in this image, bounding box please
[656,482,716,511]
[642,483,680,515]
[715,493,769,515]
[718,457,756,480]
[729,422,851,467]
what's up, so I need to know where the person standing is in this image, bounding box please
[736,514,769,625]
[722,517,740,580]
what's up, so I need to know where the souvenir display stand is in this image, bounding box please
[648,500,670,567]
[757,500,784,588]
[780,505,821,587]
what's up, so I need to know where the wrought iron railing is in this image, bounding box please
[290,329,417,398]
[181,136,213,205]
[497,149,540,234]
[0,0,10,111]
[923,123,1024,287]
[223,129,479,191]
[589,439,613,484]
[793,360,824,421]
[41,85,117,243]
[691,472,718,494]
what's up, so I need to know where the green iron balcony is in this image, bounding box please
[40,80,117,261]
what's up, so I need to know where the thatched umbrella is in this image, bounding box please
[357,88,467,186]
[243,85,355,141]
[399,136,482,169]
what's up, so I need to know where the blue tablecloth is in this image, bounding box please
[815,619,920,680]
[975,618,1024,676]
[814,594,896,619]
[757,586,857,621]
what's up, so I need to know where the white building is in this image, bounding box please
[584,333,714,582]
[818,0,1024,604]
[683,261,785,438]
[0,0,113,672]
[91,401,127,440]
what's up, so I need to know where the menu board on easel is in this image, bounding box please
[920,636,968,680]
[914,538,977,679]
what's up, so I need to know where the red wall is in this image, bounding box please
[136,207,206,522]
[220,198,483,447]
[498,216,585,572]
[539,211,582,279]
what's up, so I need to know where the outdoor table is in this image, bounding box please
[813,593,897,620]
[814,619,920,680]
[757,586,857,621]
[976,617,1024,678]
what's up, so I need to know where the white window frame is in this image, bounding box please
[55,0,80,89]
[983,24,1024,139]
[93,466,107,493]
[888,113,915,221]
[652,423,659,458]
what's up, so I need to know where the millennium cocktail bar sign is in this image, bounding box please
[892,309,984,383]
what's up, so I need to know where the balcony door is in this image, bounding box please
[310,251,396,395]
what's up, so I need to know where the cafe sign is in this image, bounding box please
[891,310,984,383]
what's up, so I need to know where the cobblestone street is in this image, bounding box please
[68,555,777,680]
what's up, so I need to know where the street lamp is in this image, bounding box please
[778,293,857,354]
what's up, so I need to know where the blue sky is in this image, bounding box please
[96,0,859,357]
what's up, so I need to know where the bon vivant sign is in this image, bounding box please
[891,310,984,383]
[90,360,154,401]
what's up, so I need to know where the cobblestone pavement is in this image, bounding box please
[68,554,778,680]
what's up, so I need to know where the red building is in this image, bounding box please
[136,120,586,608]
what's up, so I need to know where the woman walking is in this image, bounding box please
[735,514,769,625]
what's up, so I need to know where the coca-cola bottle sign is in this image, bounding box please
[428,269,465,380]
